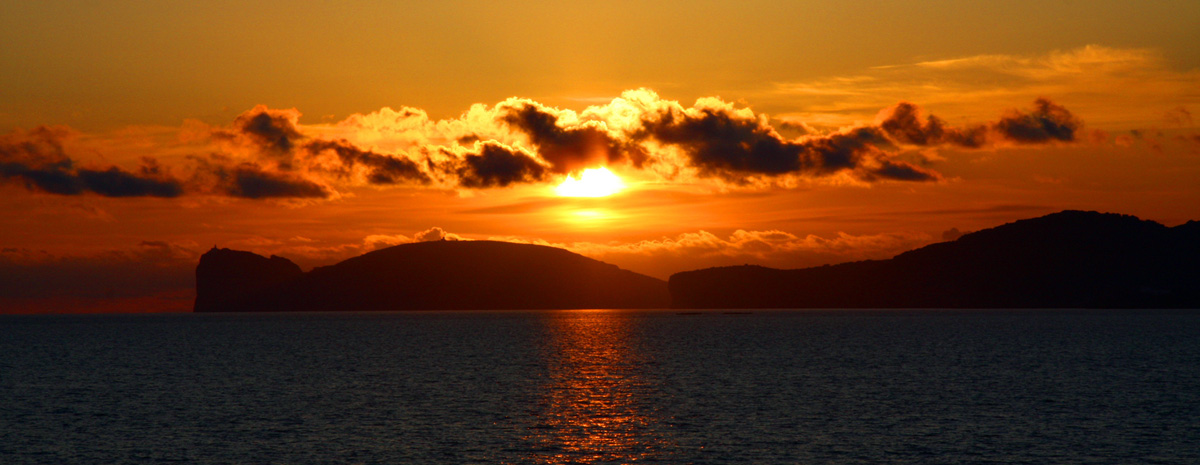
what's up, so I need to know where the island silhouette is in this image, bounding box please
[672,210,1200,309]
[194,239,670,312]
[194,210,1200,312]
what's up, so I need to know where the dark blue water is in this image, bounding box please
[2,309,1199,464]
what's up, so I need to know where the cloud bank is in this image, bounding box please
[1,92,1087,199]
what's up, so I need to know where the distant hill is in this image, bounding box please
[670,211,1200,309]
[194,240,670,312]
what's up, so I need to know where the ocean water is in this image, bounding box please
[2,309,1199,464]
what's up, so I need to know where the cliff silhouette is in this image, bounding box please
[194,240,669,312]
[670,210,1200,309]
[194,248,302,312]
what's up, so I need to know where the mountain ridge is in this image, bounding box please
[195,210,1200,311]
[670,210,1200,309]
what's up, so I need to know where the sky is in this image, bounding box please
[2,1,1199,313]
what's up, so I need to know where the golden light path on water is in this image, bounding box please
[522,311,671,463]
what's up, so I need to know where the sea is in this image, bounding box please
[2,309,1199,464]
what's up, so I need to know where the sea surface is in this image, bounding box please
[2,309,1199,464]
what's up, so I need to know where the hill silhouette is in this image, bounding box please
[672,210,1200,309]
[194,240,669,312]
[670,210,1200,309]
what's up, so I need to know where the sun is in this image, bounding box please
[555,167,625,197]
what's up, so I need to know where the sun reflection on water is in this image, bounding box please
[522,311,669,463]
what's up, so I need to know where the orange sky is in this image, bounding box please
[2,2,1199,313]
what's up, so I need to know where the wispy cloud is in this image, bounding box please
[768,45,1200,130]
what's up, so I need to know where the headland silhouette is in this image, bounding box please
[194,211,1200,311]
[194,240,670,312]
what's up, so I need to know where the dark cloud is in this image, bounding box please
[0,96,1093,199]
[453,142,548,188]
[878,99,1083,148]
[798,127,892,173]
[228,106,304,154]
[208,106,307,173]
[866,158,943,182]
[204,107,434,193]
[0,161,83,195]
[224,164,332,199]
[993,98,1080,143]
[501,102,646,173]
[877,102,988,148]
[0,127,184,197]
[188,155,332,199]
[304,139,431,185]
[73,167,184,197]
[635,107,939,182]
[639,107,804,176]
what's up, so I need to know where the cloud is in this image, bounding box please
[489,227,935,279]
[875,102,988,148]
[450,141,549,188]
[304,139,431,185]
[201,107,440,193]
[0,222,943,312]
[0,88,1095,200]
[586,90,941,183]
[499,100,646,173]
[876,97,1082,148]
[482,90,1078,185]
[186,155,334,199]
[224,226,469,268]
[569,228,931,260]
[221,164,333,199]
[216,105,305,156]
[0,126,184,197]
[993,98,1081,144]
[323,89,953,186]
[770,45,1199,130]
[414,226,464,242]
[270,225,933,280]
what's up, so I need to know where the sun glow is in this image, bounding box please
[555,167,625,197]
